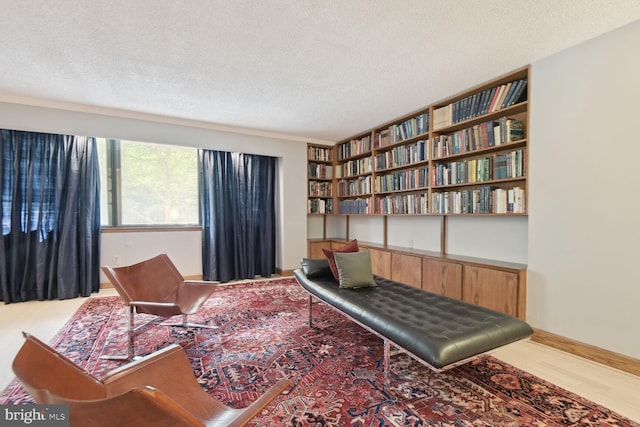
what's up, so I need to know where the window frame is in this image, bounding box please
[100,138,201,229]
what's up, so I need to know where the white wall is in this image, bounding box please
[388,216,442,252]
[101,230,202,277]
[0,102,309,276]
[307,202,528,263]
[528,20,640,359]
[446,216,528,264]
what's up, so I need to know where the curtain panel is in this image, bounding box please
[0,129,101,303]
[199,150,276,282]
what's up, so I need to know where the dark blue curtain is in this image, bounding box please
[199,150,276,282]
[0,129,101,303]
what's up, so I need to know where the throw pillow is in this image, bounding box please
[334,250,377,289]
[300,258,332,278]
[322,239,359,281]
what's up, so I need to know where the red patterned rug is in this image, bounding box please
[2,277,637,426]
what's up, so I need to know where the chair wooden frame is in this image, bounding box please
[12,332,291,427]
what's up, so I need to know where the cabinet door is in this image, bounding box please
[368,248,391,279]
[308,241,331,259]
[422,258,462,300]
[331,241,348,249]
[391,253,422,289]
[463,266,519,317]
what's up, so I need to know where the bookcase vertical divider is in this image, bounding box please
[382,215,388,247]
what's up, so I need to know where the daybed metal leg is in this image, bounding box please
[384,340,391,383]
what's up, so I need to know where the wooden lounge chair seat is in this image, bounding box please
[12,332,290,427]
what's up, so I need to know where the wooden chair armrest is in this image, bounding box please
[102,345,185,390]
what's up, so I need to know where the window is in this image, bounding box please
[98,139,199,227]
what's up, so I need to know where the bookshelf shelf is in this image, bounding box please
[432,176,527,189]
[432,139,527,162]
[433,102,528,134]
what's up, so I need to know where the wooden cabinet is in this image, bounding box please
[463,265,524,319]
[422,258,462,300]
[308,239,526,318]
[390,253,422,289]
[369,248,391,279]
[308,241,331,259]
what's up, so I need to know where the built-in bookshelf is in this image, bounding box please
[317,66,529,217]
[372,109,430,215]
[307,144,334,214]
[335,132,373,214]
[430,67,528,215]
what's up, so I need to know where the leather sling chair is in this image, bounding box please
[12,332,291,427]
[101,253,220,360]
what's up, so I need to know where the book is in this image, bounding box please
[507,80,528,106]
[500,81,518,109]
[507,119,524,141]
[433,104,452,130]
[480,87,496,116]
[495,82,512,111]
[488,84,505,113]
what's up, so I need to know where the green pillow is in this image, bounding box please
[333,250,377,289]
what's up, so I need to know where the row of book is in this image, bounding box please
[431,117,524,158]
[374,167,429,193]
[308,198,333,214]
[374,140,428,171]
[431,186,526,214]
[338,198,371,214]
[375,193,428,215]
[308,162,333,179]
[308,181,332,197]
[376,112,430,148]
[494,150,525,180]
[433,79,527,130]
[308,146,333,162]
[431,149,525,187]
[337,134,373,160]
[337,176,372,197]
[335,157,372,178]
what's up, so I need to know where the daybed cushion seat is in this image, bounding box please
[294,268,533,370]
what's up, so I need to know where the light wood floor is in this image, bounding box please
[1,289,638,423]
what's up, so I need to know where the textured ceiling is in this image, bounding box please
[0,1,639,143]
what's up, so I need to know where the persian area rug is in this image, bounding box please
[1,277,637,426]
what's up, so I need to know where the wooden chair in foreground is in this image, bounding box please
[12,332,291,427]
[101,253,220,360]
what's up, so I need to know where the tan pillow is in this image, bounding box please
[334,250,377,289]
